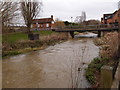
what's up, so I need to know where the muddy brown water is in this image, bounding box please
[2,38,99,88]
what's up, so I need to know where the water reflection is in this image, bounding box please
[75,32,98,38]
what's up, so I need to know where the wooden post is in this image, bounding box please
[118,25,120,58]
[69,31,74,38]
[111,61,120,89]
[101,65,113,88]
[98,31,101,37]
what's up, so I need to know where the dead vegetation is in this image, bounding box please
[86,31,119,88]
[94,31,118,59]
[2,32,68,57]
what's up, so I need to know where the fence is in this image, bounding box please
[62,24,118,30]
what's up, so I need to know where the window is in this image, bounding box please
[52,21,54,24]
[38,24,40,27]
[41,24,43,27]
[46,24,49,27]
[105,17,107,19]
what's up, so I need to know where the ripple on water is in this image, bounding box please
[10,54,26,62]
[3,38,99,88]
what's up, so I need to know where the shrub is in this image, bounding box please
[86,57,109,84]
[86,69,95,84]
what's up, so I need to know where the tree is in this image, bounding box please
[20,0,42,33]
[74,11,86,23]
[54,18,65,29]
[80,11,86,22]
[118,1,120,9]
[0,1,19,32]
[86,19,100,25]
[74,16,81,23]
[64,21,70,26]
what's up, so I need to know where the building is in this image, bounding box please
[31,15,55,30]
[101,9,120,26]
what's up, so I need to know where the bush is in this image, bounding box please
[86,69,95,84]
[86,57,109,84]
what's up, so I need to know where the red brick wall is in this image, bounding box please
[112,9,120,24]
[107,18,113,24]
[101,9,120,25]
[31,23,53,30]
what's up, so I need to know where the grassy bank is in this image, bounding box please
[2,31,68,58]
[2,30,54,43]
[86,31,119,88]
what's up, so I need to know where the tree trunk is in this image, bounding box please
[118,24,120,58]
[27,26,39,40]
[27,25,32,34]
[27,25,34,40]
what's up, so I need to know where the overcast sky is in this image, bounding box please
[41,0,120,22]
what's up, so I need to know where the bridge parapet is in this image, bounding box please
[63,24,118,30]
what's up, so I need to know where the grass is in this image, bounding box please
[2,30,55,43]
[34,30,54,36]
[3,32,28,43]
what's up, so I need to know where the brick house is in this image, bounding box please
[101,9,120,25]
[31,15,55,30]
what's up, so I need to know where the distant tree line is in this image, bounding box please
[63,19,100,26]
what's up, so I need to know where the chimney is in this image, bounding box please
[51,15,53,19]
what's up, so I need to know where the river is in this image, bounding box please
[3,35,99,88]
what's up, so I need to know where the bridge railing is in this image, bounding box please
[61,24,118,30]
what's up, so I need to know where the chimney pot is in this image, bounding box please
[51,15,53,18]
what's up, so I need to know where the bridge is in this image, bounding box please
[52,24,119,38]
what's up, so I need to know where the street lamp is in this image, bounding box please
[71,17,73,28]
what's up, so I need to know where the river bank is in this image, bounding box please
[86,31,119,88]
[2,32,68,58]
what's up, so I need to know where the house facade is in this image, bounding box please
[31,15,55,30]
[101,9,120,26]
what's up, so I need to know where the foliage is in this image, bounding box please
[64,21,70,26]
[86,57,109,84]
[86,20,100,25]
[74,11,86,23]
[54,18,65,28]
[94,32,118,59]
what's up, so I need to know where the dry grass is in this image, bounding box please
[86,31,119,88]
[94,31,118,59]
[2,32,68,57]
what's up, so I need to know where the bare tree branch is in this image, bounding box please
[20,0,43,33]
[0,1,19,27]
[74,11,86,23]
